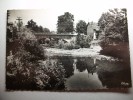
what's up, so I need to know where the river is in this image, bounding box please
[40,48,131,91]
[37,48,131,91]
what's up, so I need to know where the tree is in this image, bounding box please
[98,9,129,59]
[76,20,87,35]
[43,28,50,33]
[38,26,44,32]
[57,12,74,34]
[27,20,50,33]
[27,19,36,29]
[98,8,128,44]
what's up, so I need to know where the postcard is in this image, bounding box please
[6,9,132,91]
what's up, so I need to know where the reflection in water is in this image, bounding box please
[57,56,74,78]
[97,59,132,88]
[50,56,131,90]
[97,69,131,88]
[65,70,105,90]
[76,58,87,72]
[76,58,98,75]
[65,57,105,90]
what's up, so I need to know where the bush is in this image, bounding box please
[34,59,66,90]
[76,34,91,48]
[57,39,65,49]
[100,42,130,60]
[64,42,74,50]
[58,42,80,50]
[45,38,50,44]
[6,29,66,90]
[6,48,37,90]
[24,39,46,61]
[57,39,81,50]
[6,29,47,90]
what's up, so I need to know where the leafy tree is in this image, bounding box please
[33,25,39,32]
[98,8,128,44]
[98,9,130,59]
[38,26,43,32]
[27,20,51,33]
[27,19,37,29]
[43,28,50,33]
[76,20,87,35]
[57,12,74,34]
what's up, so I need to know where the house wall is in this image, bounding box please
[87,22,99,38]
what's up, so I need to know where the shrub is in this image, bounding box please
[6,29,66,90]
[24,39,46,61]
[35,59,66,90]
[100,42,130,60]
[64,42,74,50]
[57,39,65,49]
[6,48,37,90]
[6,29,47,90]
[76,34,91,48]
[45,38,50,44]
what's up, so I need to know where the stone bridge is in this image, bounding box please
[34,33,77,40]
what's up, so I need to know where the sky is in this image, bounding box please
[4,0,131,32]
[8,2,110,32]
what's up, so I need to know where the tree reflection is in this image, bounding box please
[57,56,74,78]
[76,58,87,72]
[76,57,98,75]
[97,60,132,88]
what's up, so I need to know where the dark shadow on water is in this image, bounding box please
[57,56,74,78]
[76,58,87,72]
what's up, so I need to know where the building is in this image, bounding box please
[87,22,99,40]
[87,22,101,50]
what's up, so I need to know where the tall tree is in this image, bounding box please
[98,8,128,43]
[43,28,50,33]
[57,12,74,34]
[27,19,37,29]
[38,26,44,32]
[76,20,87,35]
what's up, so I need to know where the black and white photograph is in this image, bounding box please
[6,8,132,91]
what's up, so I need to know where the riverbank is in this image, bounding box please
[44,47,118,61]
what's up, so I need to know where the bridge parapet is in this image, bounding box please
[35,33,77,39]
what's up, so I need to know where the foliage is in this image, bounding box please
[63,42,79,50]
[57,39,80,50]
[35,59,66,90]
[6,28,68,90]
[27,19,50,33]
[6,47,37,90]
[57,12,74,34]
[27,19,37,29]
[76,20,87,35]
[43,28,50,33]
[100,42,130,59]
[7,25,18,43]
[98,9,130,59]
[6,29,39,89]
[98,8,128,44]
[76,34,91,48]
[58,56,74,78]
[57,39,65,49]
[6,49,66,90]
[24,39,45,61]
